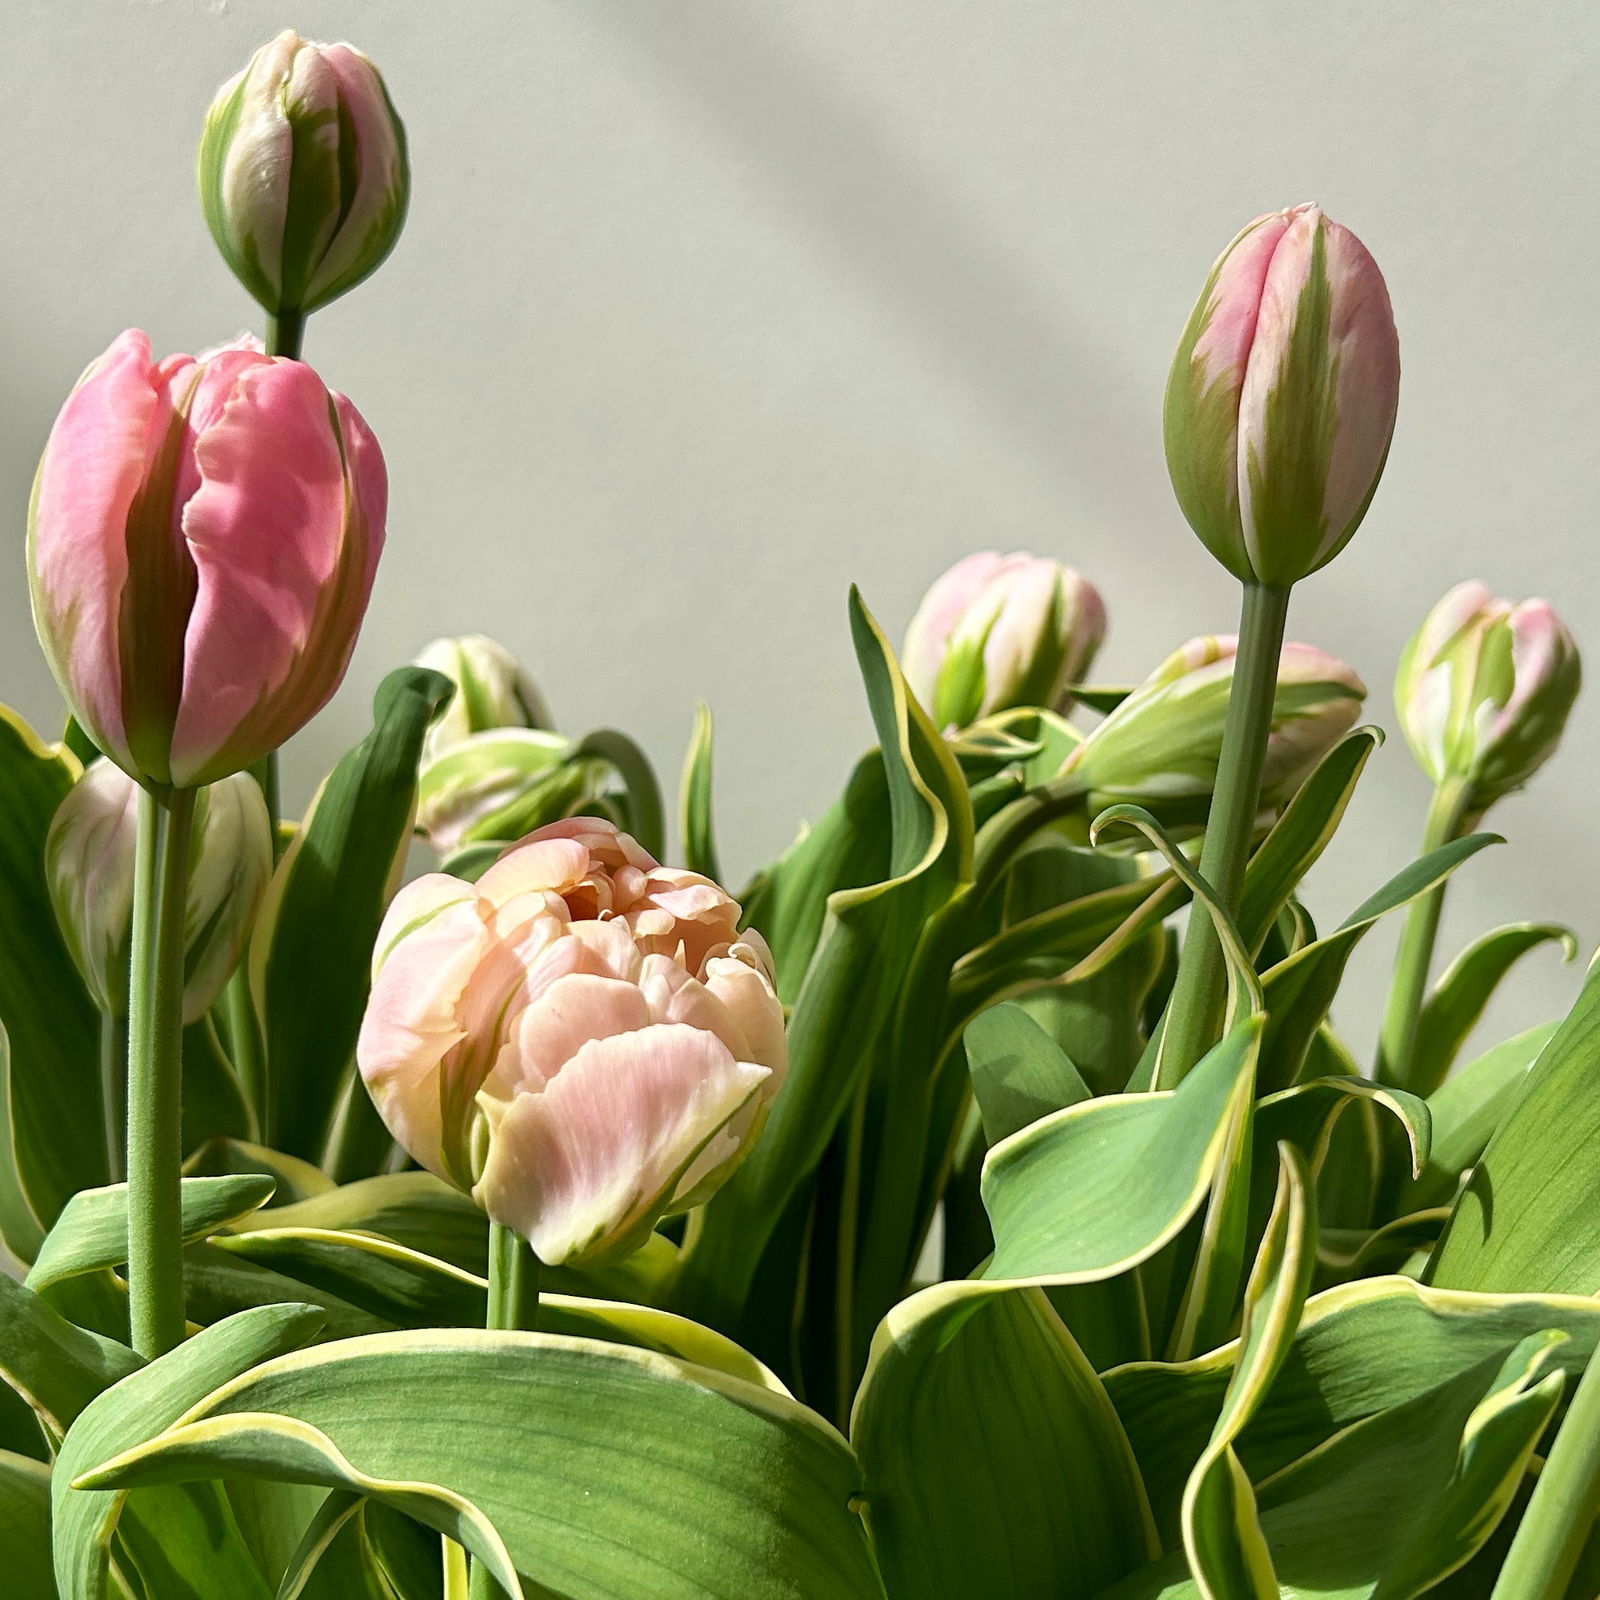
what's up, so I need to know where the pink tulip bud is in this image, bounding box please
[902,552,1106,728]
[356,817,786,1266]
[1396,581,1582,814]
[1165,205,1400,587]
[28,329,386,790]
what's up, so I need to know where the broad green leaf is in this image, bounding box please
[0,1269,140,1439]
[1105,1333,1566,1599]
[1407,924,1577,1099]
[363,1501,447,1600]
[678,591,971,1356]
[276,1490,395,1600]
[1258,834,1500,1094]
[1181,1147,1315,1600]
[0,1449,54,1599]
[1235,727,1381,956]
[184,1137,335,1206]
[76,1329,882,1600]
[182,1242,389,1341]
[678,701,720,882]
[964,1000,1091,1145]
[1400,1023,1557,1213]
[26,1175,276,1293]
[181,1016,254,1153]
[1430,960,1600,1294]
[983,1016,1261,1284]
[1255,1077,1431,1190]
[249,667,452,1160]
[0,709,102,1258]
[1105,1275,1600,1534]
[53,1303,324,1600]
[852,1283,1157,1599]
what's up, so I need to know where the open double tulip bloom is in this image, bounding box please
[28,330,386,790]
[1396,581,1581,815]
[1067,635,1366,829]
[357,817,786,1265]
[1165,204,1401,588]
[46,759,273,1020]
[903,551,1106,729]
[199,30,409,319]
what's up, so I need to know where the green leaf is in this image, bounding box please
[53,1303,325,1600]
[26,1175,276,1293]
[75,1330,882,1600]
[983,1016,1261,1284]
[678,701,720,882]
[0,1449,54,1598]
[1235,727,1382,956]
[1106,1332,1566,1599]
[0,709,103,1258]
[570,729,664,860]
[851,1283,1157,1599]
[1407,923,1577,1099]
[1430,960,1600,1294]
[183,1137,336,1206]
[1401,1023,1557,1213]
[249,667,452,1161]
[0,1269,140,1439]
[964,1001,1091,1145]
[1181,1146,1315,1600]
[1257,834,1501,1094]
[677,590,972,1353]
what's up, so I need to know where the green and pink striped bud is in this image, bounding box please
[902,551,1106,729]
[1165,205,1400,588]
[28,330,386,790]
[1396,581,1581,816]
[1067,635,1366,831]
[199,30,409,319]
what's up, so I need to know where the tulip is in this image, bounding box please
[1066,635,1366,830]
[1165,204,1400,588]
[28,329,386,791]
[46,760,273,1021]
[198,30,409,323]
[416,728,576,857]
[415,634,553,765]
[356,817,786,1265]
[902,552,1106,729]
[1396,581,1581,819]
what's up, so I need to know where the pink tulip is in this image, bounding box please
[1165,204,1400,587]
[28,329,385,789]
[356,817,786,1266]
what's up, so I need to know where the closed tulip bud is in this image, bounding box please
[415,634,552,765]
[1068,636,1365,829]
[903,552,1106,728]
[46,760,273,1020]
[199,31,409,319]
[357,817,786,1265]
[28,330,386,790]
[416,728,575,857]
[1165,205,1400,588]
[1396,581,1581,815]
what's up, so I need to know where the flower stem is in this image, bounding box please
[126,785,196,1359]
[224,966,267,1144]
[1157,582,1290,1088]
[1490,1351,1600,1600]
[265,309,305,362]
[468,1221,540,1599]
[99,1012,127,1186]
[1376,778,1472,1094]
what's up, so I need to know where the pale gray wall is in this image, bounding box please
[6,1,1597,1057]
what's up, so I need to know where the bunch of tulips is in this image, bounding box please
[3,27,1599,1600]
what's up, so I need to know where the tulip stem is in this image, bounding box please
[1156,581,1290,1089]
[126,785,197,1359]
[265,309,305,362]
[99,1013,126,1186]
[1376,779,1472,1094]
[1489,1348,1600,1600]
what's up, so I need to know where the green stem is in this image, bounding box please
[469,1221,540,1599]
[265,309,306,361]
[126,785,197,1359]
[223,967,267,1145]
[1491,1351,1600,1600]
[1376,778,1472,1094]
[1157,582,1291,1088]
[99,1012,127,1185]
